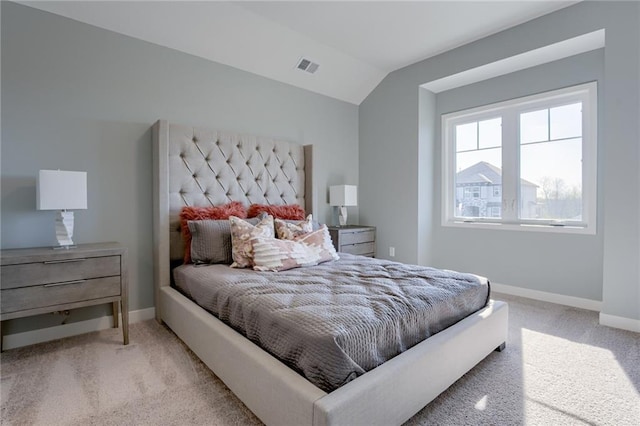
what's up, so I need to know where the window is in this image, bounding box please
[463,186,481,198]
[442,82,597,234]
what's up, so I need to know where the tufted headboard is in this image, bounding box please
[152,120,314,304]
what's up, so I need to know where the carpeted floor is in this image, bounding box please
[1,293,638,425]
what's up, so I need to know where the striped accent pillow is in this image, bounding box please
[179,202,247,263]
[188,217,262,265]
[251,225,339,272]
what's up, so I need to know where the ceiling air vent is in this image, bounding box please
[296,57,319,74]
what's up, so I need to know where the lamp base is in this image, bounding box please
[55,210,75,247]
[338,206,348,227]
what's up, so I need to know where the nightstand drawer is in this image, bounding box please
[329,226,376,257]
[341,242,375,256]
[1,256,120,290]
[341,230,375,245]
[1,276,121,314]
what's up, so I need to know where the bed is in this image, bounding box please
[152,119,508,426]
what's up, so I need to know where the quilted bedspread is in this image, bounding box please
[173,253,490,392]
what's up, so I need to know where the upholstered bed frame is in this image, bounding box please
[152,119,508,426]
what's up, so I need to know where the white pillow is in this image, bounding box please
[251,225,339,272]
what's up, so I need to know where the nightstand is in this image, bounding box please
[0,242,129,350]
[328,225,376,257]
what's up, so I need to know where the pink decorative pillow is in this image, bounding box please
[251,225,339,272]
[247,204,305,220]
[275,214,313,240]
[180,202,247,264]
[229,215,275,268]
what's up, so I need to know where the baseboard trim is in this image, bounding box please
[491,282,602,312]
[2,307,156,350]
[599,313,640,333]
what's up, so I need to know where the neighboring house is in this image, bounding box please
[456,161,538,218]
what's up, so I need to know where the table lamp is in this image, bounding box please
[329,185,357,227]
[37,170,88,248]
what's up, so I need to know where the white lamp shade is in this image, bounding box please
[37,170,88,210]
[329,185,357,207]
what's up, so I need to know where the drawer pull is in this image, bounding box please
[44,280,87,287]
[43,258,87,264]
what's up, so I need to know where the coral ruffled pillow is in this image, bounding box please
[274,214,314,240]
[229,215,275,268]
[247,204,305,220]
[251,225,339,272]
[180,202,246,264]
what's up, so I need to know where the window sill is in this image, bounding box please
[442,220,596,235]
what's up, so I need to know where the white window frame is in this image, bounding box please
[441,82,597,234]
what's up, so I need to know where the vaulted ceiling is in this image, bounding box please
[21,1,578,105]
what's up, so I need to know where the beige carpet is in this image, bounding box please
[1,293,638,425]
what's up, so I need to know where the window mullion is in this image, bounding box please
[501,109,518,222]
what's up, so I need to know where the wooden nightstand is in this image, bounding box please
[0,242,129,350]
[328,225,376,257]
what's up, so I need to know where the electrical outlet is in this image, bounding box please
[389,247,395,257]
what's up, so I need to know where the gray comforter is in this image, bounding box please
[173,253,489,392]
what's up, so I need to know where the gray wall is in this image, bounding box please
[360,1,640,321]
[1,2,359,335]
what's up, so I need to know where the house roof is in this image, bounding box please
[457,161,537,187]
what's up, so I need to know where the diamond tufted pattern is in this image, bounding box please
[167,124,306,260]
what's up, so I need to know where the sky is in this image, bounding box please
[456,102,583,192]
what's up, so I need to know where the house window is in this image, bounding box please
[463,186,481,198]
[442,82,597,234]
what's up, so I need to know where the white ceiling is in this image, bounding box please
[21,1,578,105]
